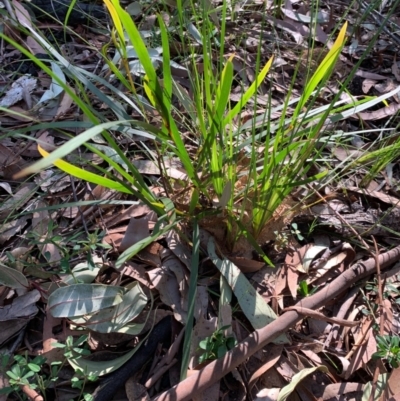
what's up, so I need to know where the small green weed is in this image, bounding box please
[198,326,237,364]
[0,335,97,401]
[0,353,46,397]
[297,281,318,297]
[373,335,400,369]
[290,223,304,242]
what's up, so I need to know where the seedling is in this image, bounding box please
[290,223,305,242]
[297,280,318,297]
[0,336,97,400]
[198,326,237,364]
[373,335,400,369]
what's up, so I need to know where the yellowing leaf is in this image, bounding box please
[103,0,125,46]
[143,75,156,107]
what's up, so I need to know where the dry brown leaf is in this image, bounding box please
[104,204,151,228]
[137,242,163,267]
[165,230,192,270]
[103,227,125,249]
[194,285,209,321]
[345,326,377,379]
[0,290,40,322]
[348,186,400,208]
[227,256,265,273]
[119,216,150,253]
[321,382,364,400]
[126,380,150,401]
[0,216,30,244]
[12,0,46,54]
[275,355,298,382]
[122,261,153,288]
[249,344,283,390]
[161,248,189,300]
[0,143,26,180]
[148,261,188,323]
[32,200,61,265]
[356,102,400,120]
[56,89,74,117]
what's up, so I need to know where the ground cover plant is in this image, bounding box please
[1,0,400,400]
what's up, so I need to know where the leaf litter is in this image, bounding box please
[1,0,400,400]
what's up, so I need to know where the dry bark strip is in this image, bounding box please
[153,244,400,401]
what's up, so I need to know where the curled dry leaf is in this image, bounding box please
[148,263,188,323]
[249,344,283,390]
[345,326,377,380]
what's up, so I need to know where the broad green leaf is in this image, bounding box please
[278,366,329,401]
[362,373,388,401]
[48,284,125,318]
[0,262,28,289]
[207,238,289,344]
[69,282,148,333]
[61,262,101,285]
[68,336,146,376]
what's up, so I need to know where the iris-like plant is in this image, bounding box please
[11,0,357,268]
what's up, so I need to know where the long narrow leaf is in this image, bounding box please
[180,221,199,380]
[223,56,274,125]
[37,146,134,194]
[15,121,131,178]
[158,15,173,113]
[295,22,348,114]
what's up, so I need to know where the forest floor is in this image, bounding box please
[1,0,400,400]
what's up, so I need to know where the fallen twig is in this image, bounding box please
[282,306,359,327]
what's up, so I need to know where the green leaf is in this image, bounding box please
[48,284,125,318]
[295,22,348,115]
[6,371,19,381]
[362,373,388,401]
[61,263,101,285]
[278,366,329,401]
[0,262,28,289]
[69,282,148,333]
[27,363,41,373]
[68,336,146,376]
